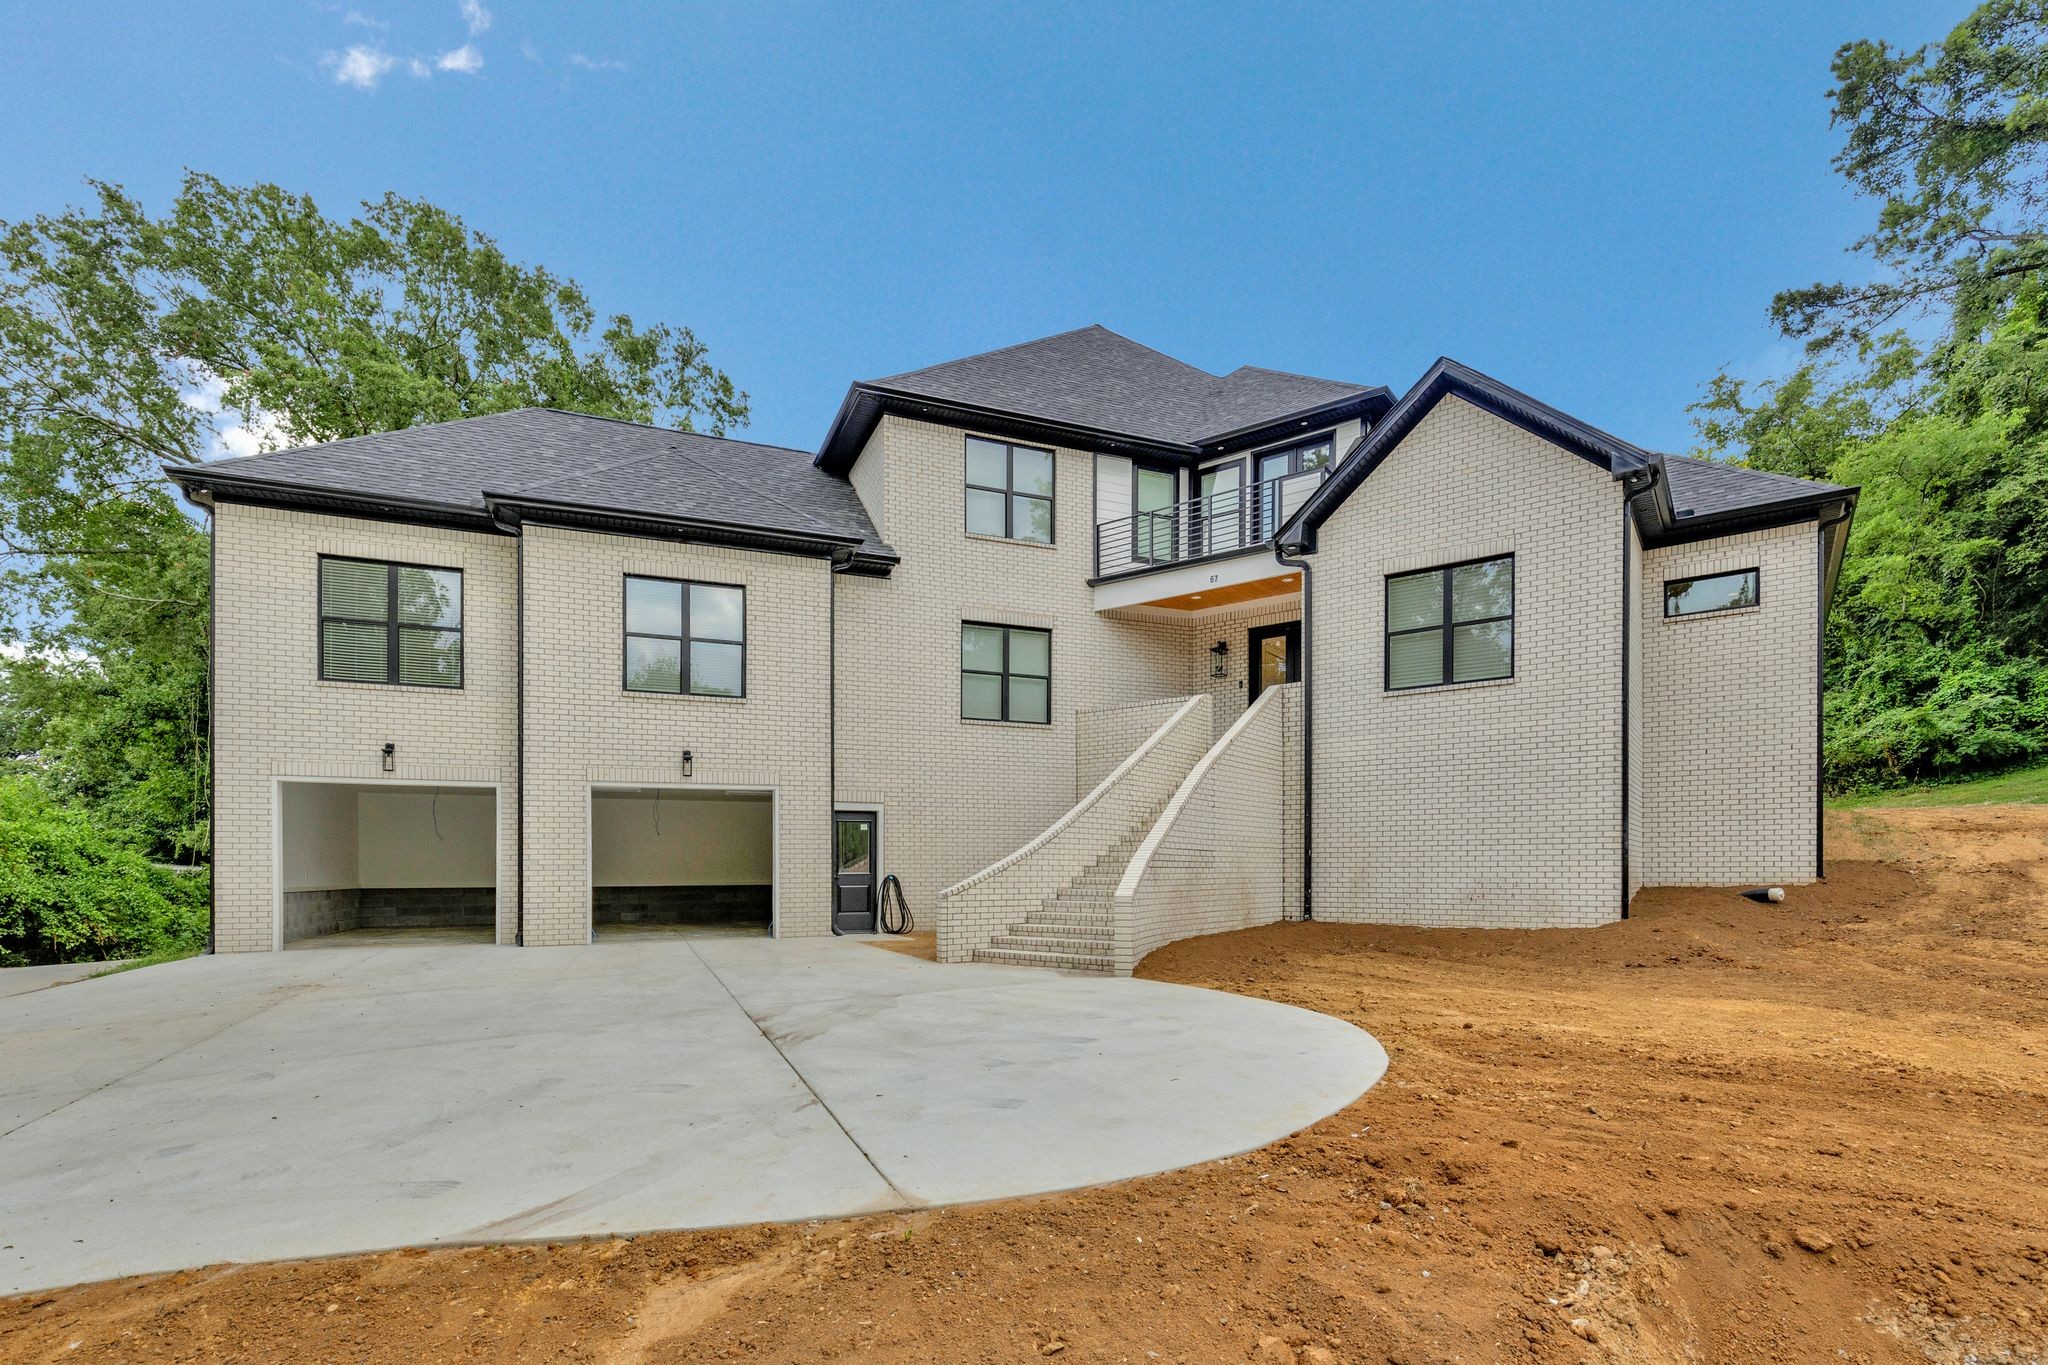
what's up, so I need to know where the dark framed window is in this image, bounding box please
[1253,433,1335,539]
[1664,567,1759,618]
[1385,555,1514,690]
[318,555,463,688]
[961,622,1050,723]
[964,436,1055,544]
[623,575,746,697]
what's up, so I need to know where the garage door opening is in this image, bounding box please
[590,787,774,940]
[278,780,498,949]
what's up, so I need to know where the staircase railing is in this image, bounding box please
[1111,683,1298,974]
[936,694,1212,964]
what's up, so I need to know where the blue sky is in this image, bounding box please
[0,1,1959,456]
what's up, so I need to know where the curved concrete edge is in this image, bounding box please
[0,939,1388,1294]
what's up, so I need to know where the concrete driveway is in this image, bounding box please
[0,937,1386,1295]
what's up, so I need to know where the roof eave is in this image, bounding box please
[1197,387,1397,454]
[484,492,868,560]
[817,383,1205,474]
[168,466,502,533]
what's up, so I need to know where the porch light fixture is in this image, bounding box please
[381,742,395,773]
[1209,640,1229,677]
[680,749,694,778]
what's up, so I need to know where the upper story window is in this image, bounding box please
[965,437,1054,544]
[961,622,1050,724]
[1385,555,1514,690]
[318,556,463,688]
[1664,568,1759,618]
[1252,434,1335,539]
[624,575,746,697]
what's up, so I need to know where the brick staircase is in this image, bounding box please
[969,816,1160,974]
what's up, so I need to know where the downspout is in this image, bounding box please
[827,548,855,934]
[1273,543,1313,920]
[514,529,526,946]
[1814,502,1854,881]
[1619,504,1631,921]
[206,503,217,956]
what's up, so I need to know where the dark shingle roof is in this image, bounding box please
[169,408,893,561]
[1661,455,1847,520]
[862,325,1380,447]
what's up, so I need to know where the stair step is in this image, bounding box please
[972,946,1114,974]
[990,932,1111,953]
[1025,911,1115,929]
[1005,920,1112,940]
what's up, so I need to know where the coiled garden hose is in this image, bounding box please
[879,873,914,935]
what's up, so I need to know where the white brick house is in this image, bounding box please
[170,328,1855,971]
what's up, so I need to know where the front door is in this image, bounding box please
[1248,621,1301,703]
[834,813,877,933]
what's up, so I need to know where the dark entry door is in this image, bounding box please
[1248,621,1301,703]
[834,813,877,933]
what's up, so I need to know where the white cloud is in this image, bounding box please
[325,44,396,89]
[459,0,491,34]
[180,369,291,461]
[408,56,432,77]
[519,39,541,62]
[436,43,483,74]
[567,52,626,71]
[343,10,388,30]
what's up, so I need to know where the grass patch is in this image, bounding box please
[1830,760,2048,809]
[89,944,202,978]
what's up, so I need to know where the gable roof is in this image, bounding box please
[1279,358,1854,553]
[816,325,1391,473]
[166,408,895,568]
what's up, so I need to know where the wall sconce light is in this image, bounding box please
[680,749,694,779]
[1208,640,1229,678]
[381,742,396,773]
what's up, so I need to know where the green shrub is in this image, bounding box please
[0,776,207,967]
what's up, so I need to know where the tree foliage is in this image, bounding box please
[0,173,748,959]
[1699,2,2048,788]
[0,775,207,967]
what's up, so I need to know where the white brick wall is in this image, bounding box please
[1309,396,1626,928]
[519,525,833,946]
[833,416,1196,916]
[1638,522,1818,886]
[1115,684,1297,973]
[212,503,520,953]
[936,695,1210,963]
[1076,697,1191,798]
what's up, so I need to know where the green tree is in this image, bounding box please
[0,173,748,955]
[1697,3,2048,787]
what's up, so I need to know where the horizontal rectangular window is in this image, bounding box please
[961,622,1050,724]
[965,436,1054,544]
[1664,568,1759,617]
[318,556,463,688]
[624,575,746,697]
[1385,555,1514,690]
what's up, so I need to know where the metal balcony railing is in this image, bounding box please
[1094,469,1327,577]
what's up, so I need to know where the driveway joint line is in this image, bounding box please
[684,940,921,1209]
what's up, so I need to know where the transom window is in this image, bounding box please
[1664,568,1759,618]
[623,575,746,697]
[1385,555,1514,690]
[318,556,463,688]
[965,437,1054,544]
[961,623,1051,724]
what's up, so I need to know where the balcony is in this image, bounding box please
[1093,468,1327,579]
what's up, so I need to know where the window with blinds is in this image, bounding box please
[318,557,463,688]
[960,622,1051,723]
[1384,555,1514,690]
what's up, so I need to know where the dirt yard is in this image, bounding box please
[2,805,2043,1363]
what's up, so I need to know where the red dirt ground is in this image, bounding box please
[1,805,2043,1363]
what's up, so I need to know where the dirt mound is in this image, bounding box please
[2,807,2043,1363]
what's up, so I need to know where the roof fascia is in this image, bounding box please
[1197,387,1397,454]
